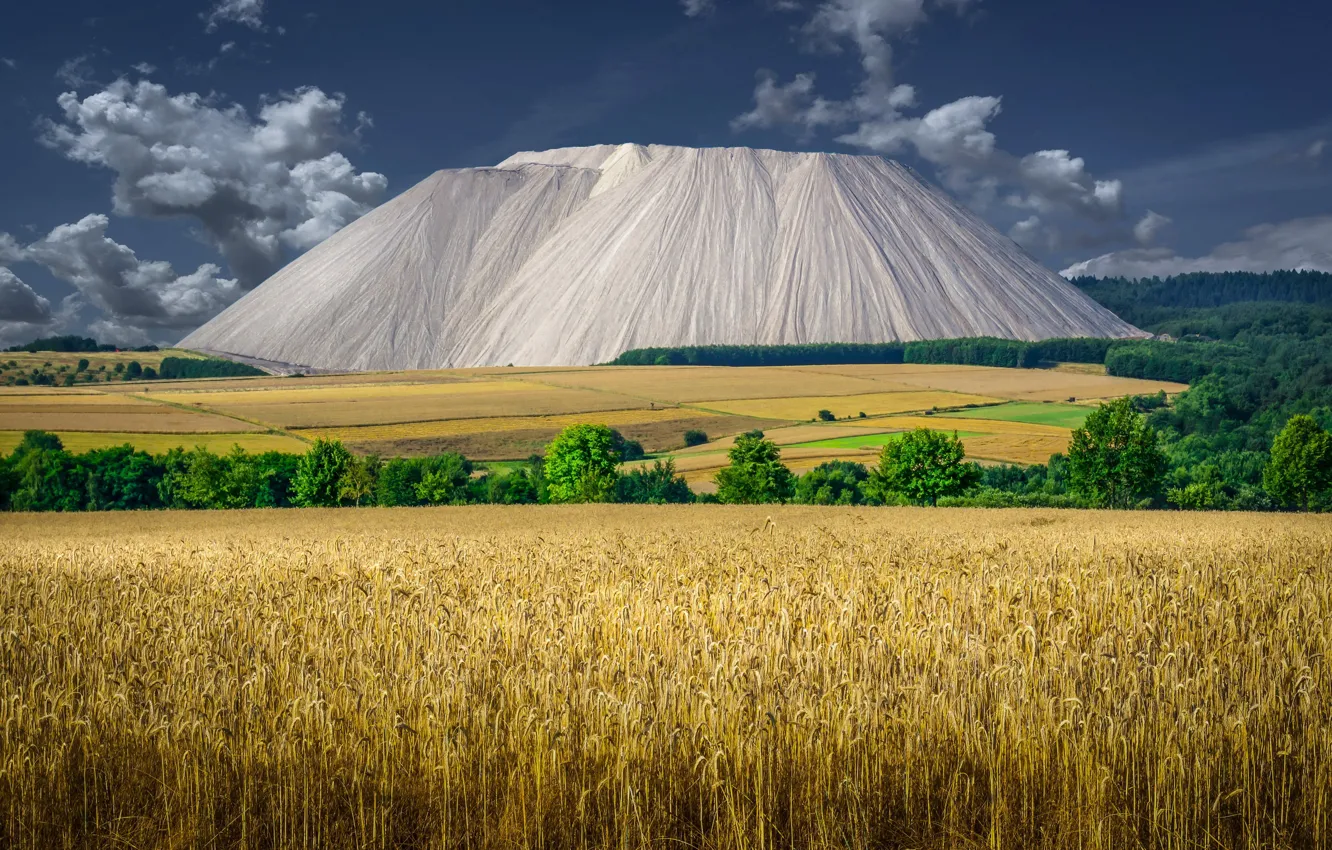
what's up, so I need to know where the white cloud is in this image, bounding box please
[0,268,52,324]
[55,55,96,88]
[730,71,848,136]
[42,79,387,287]
[1309,139,1326,160]
[2,58,16,70]
[681,0,716,16]
[9,215,242,334]
[1009,215,1059,252]
[203,0,265,33]
[1061,216,1332,279]
[733,0,1130,247]
[1133,210,1172,246]
[131,62,156,75]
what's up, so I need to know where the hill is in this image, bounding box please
[180,144,1139,370]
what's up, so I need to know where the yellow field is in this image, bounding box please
[703,390,998,420]
[298,406,713,442]
[2,508,1327,849]
[869,414,1072,437]
[147,380,651,429]
[0,430,309,455]
[796,363,1188,400]
[96,369,471,394]
[962,433,1073,465]
[529,365,894,402]
[0,395,262,433]
[1,363,1187,463]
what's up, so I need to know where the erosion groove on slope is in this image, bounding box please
[182,144,1142,370]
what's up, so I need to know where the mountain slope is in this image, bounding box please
[181,144,1141,370]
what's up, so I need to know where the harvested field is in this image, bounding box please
[673,423,887,455]
[792,363,1186,400]
[0,395,261,433]
[148,381,650,429]
[0,430,308,455]
[962,433,1075,465]
[96,370,470,394]
[703,390,997,421]
[531,366,893,402]
[298,406,711,443]
[861,415,1073,438]
[3,508,1326,850]
[357,416,790,460]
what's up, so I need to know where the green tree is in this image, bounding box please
[617,459,694,503]
[375,458,425,507]
[865,429,980,506]
[293,439,354,507]
[76,358,90,372]
[414,453,473,505]
[714,431,795,504]
[544,425,620,503]
[1167,464,1227,511]
[338,455,380,507]
[683,429,709,447]
[7,439,85,511]
[1263,414,1332,511]
[817,409,836,422]
[125,361,143,380]
[83,445,163,510]
[1067,398,1167,509]
[795,460,868,505]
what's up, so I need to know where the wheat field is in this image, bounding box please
[1,507,1328,849]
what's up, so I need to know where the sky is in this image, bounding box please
[1,0,1330,347]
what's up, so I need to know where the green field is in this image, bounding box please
[948,402,1091,429]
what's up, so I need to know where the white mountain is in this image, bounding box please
[181,144,1141,370]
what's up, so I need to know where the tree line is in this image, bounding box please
[611,338,1115,370]
[5,397,1330,512]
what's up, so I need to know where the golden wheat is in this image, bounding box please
[1,508,1328,849]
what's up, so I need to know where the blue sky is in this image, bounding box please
[1,0,1330,345]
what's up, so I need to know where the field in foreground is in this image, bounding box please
[2,508,1328,849]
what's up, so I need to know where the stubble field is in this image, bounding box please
[1,507,1328,849]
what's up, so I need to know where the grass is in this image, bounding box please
[0,430,308,455]
[948,401,1092,428]
[1,507,1328,849]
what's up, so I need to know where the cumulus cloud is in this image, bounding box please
[1061,216,1332,279]
[42,79,387,287]
[203,0,265,32]
[1009,215,1059,253]
[730,71,848,136]
[6,215,242,335]
[0,268,53,324]
[1133,210,1172,246]
[131,62,156,75]
[681,0,716,16]
[733,0,1130,247]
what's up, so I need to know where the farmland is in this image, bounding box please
[0,363,1185,465]
[2,507,1327,849]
